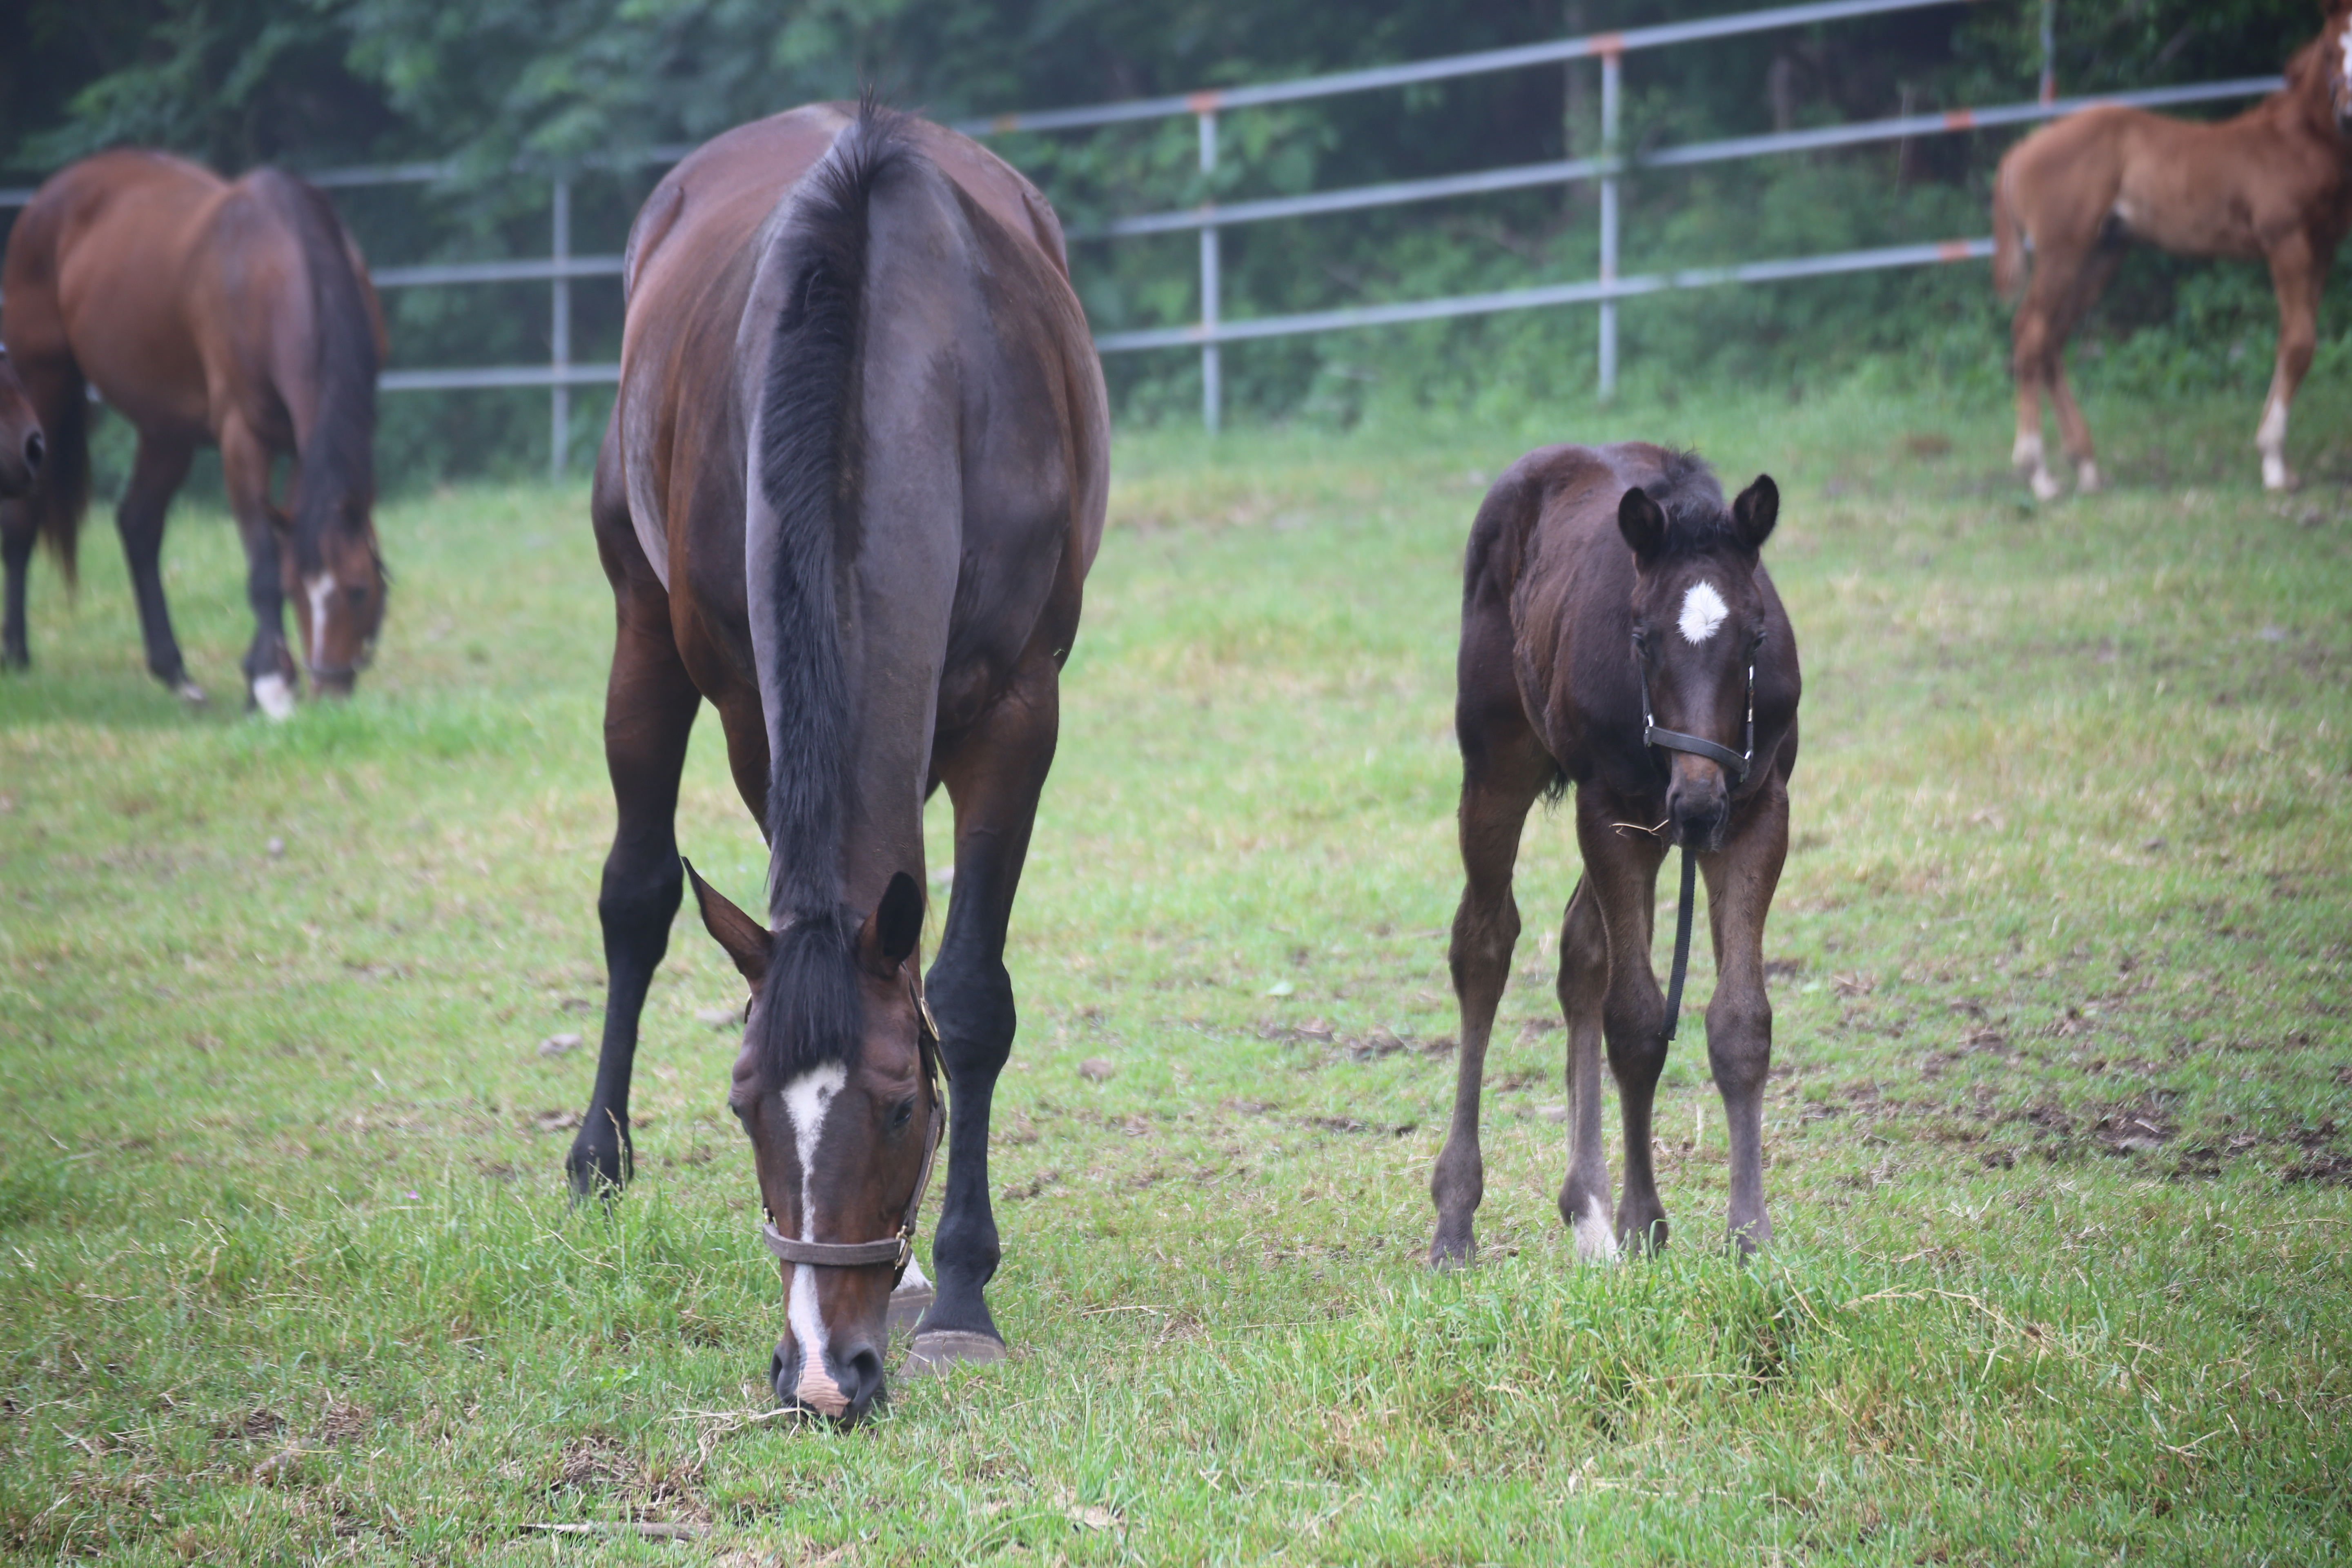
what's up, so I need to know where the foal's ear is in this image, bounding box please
[684,858,771,989]
[1732,475,1779,551]
[1617,486,1669,564]
[856,871,926,977]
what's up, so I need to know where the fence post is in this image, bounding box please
[550,176,571,481]
[1198,107,1221,433]
[1598,46,1621,402]
[2038,0,2056,104]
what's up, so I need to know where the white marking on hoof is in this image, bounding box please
[2257,397,2294,490]
[1572,1196,1621,1264]
[174,680,208,706]
[2075,459,2104,494]
[2029,466,2064,503]
[251,673,295,721]
[1677,581,1728,644]
[2011,432,2044,474]
[2262,453,2295,492]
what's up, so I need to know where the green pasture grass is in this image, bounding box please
[2,376,2348,1564]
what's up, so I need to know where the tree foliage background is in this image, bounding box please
[0,0,2334,481]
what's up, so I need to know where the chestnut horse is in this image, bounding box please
[563,101,1106,1423]
[1431,446,1800,1267]
[0,350,43,499]
[1994,4,2352,498]
[1,151,388,710]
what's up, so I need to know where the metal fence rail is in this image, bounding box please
[0,0,2286,454]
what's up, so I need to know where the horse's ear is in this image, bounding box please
[857,871,925,977]
[684,858,771,989]
[1617,486,1668,564]
[1732,475,1779,552]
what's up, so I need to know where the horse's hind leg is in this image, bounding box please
[566,570,697,1198]
[2,506,31,670]
[1553,877,1623,1260]
[220,417,292,715]
[118,432,202,703]
[906,655,1062,1370]
[1572,789,1671,1255]
[2047,238,2127,494]
[1698,773,1789,1256]
[1429,697,1552,1267]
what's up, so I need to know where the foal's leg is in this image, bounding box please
[2010,229,2099,503]
[906,655,1062,1368]
[1574,791,1671,1254]
[1428,709,1551,1267]
[220,417,294,715]
[1,506,32,672]
[118,432,202,702]
[1552,877,1620,1261]
[1699,775,1790,1255]
[566,568,698,1198]
[2256,233,2324,493]
[2046,240,2126,494]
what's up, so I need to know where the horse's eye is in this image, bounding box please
[890,1098,916,1131]
[346,585,369,605]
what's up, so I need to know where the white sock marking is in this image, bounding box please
[1677,581,1728,645]
[780,1064,848,1412]
[252,673,295,722]
[1572,1194,1621,1264]
[2011,431,2042,471]
[303,574,334,671]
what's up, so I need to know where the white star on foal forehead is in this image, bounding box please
[1677,580,1730,644]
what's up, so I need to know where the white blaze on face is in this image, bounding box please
[1677,580,1730,645]
[2339,18,2352,96]
[780,1063,850,1414]
[303,573,334,670]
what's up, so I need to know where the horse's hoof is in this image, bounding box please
[174,679,208,706]
[1427,1229,1476,1270]
[2074,460,2104,494]
[2028,468,2064,503]
[249,673,294,721]
[887,1282,936,1337]
[2263,460,2300,492]
[902,1330,1007,1376]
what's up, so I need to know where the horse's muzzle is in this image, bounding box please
[1666,768,1730,852]
[771,1334,886,1424]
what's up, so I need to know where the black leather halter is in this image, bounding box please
[758,976,945,1282]
[1635,639,1757,1045]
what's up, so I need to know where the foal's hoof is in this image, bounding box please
[174,679,209,706]
[2027,466,2064,504]
[1427,1225,1476,1270]
[902,1330,1007,1376]
[249,673,294,721]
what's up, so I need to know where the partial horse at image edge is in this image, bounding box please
[1,150,389,711]
[1993,1,2352,498]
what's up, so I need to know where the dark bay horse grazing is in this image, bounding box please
[0,350,44,498]
[1,151,388,710]
[563,101,1106,1423]
[1430,445,1799,1267]
[1994,4,2352,498]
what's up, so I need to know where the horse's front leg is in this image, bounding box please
[907,656,1061,1371]
[1574,790,1670,1255]
[119,432,202,704]
[1553,876,1621,1261]
[2,505,31,670]
[2258,232,2324,492]
[1699,773,1790,1256]
[220,418,293,716]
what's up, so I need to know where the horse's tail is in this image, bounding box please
[254,169,379,561]
[32,376,89,586]
[745,98,915,1082]
[1991,160,2027,301]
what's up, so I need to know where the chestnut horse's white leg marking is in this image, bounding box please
[1677,581,1728,644]
[2076,458,2104,493]
[2258,393,2292,492]
[781,1064,849,1414]
[2013,432,2062,502]
[251,672,294,722]
[1573,1194,1621,1264]
[304,573,333,671]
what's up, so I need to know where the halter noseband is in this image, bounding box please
[1636,633,1755,783]
[758,975,945,1280]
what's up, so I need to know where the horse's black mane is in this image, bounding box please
[255,168,378,570]
[747,98,914,1083]
[1638,448,1744,559]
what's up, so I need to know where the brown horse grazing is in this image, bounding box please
[0,151,388,710]
[1430,446,1800,1267]
[563,100,1106,1423]
[1993,4,2352,499]
[0,350,44,498]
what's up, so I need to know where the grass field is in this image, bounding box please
[2,376,2349,1565]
